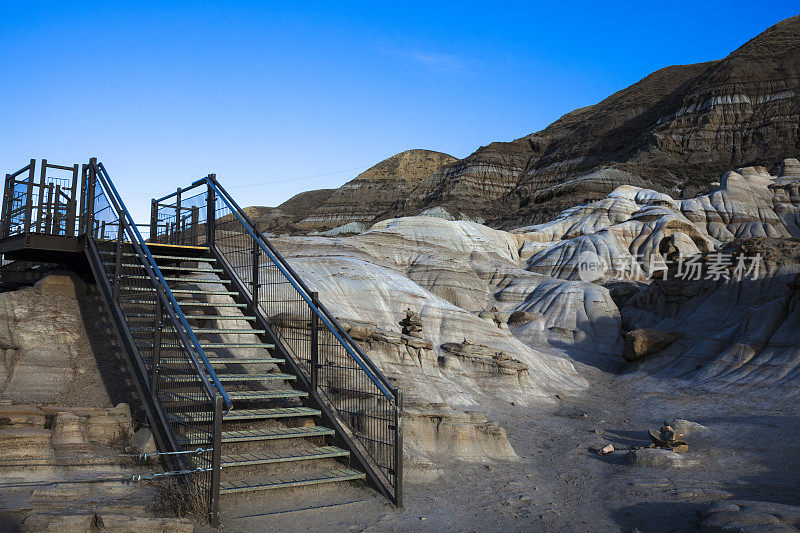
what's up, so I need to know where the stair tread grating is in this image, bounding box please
[214,425,334,442]
[219,468,364,493]
[162,389,307,405]
[125,314,257,321]
[130,327,266,334]
[160,373,296,383]
[120,286,238,296]
[169,407,320,423]
[227,389,308,401]
[156,356,284,364]
[103,262,224,273]
[121,300,248,308]
[104,252,218,262]
[118,275,231,284]
[220,446,348,468]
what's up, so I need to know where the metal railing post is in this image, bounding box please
[23,159,35,234]
[86,158,97,238]
[190,205,199,246]
[78,165,87,236]
[67,164,79,237]
[36,160,47,232]
[174,187,181,245]
[150,199,158,243]
[210,394,223,527]
[252,241,260,308]
[152,286,164,393]
[310,292,319,392]
[206,177,215,247]
[394,389,404,507]
[113,220,124,301]
[1,173,11,238]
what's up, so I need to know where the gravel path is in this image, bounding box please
[217,362,800,532]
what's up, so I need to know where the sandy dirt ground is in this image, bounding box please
[210,362,800,532]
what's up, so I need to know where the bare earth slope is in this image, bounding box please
[252,149,457,234]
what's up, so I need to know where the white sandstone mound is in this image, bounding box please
[266,157,800,458]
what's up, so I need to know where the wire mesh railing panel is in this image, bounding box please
[152,188,208,246]
[2,161,81,238]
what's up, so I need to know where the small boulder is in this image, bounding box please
[34,271,86,298]
[51,413,88,446]
[625,448,694,468]
[701,499,800,532]
[622,329,675,362]
[599,444,614,455]
[665,418,707,436]
[779,158,800,178]
[508,311,541,325]
[128,428,157,456]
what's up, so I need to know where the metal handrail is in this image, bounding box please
[204,176,398,400]
[91,161,233,410]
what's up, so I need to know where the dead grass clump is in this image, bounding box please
[148,476,209,523]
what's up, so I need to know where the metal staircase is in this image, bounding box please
[0,159,403,525]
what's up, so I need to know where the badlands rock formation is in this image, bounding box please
[258,16,800,235]
[266,158,800,442]
[395,15,800,227]
[254,149,457,234]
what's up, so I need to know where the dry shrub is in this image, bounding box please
[148,476,209,523]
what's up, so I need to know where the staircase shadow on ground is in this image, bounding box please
[77,283,145,421]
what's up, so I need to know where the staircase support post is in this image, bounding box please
[209,394,223,528]
[310,292,319,392]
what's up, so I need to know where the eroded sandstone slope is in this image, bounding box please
[267,158,800,441]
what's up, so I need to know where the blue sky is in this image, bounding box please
[1,2,797,221]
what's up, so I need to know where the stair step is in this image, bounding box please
[160,373,295,383]
[119,275,231,285]
[219,468,364,494]
[115,252,217,262]
[219,425,333,443]
[139,341,275,349]
[220,446,348,468]
[197,342,273,349]
[170,407,320,423]
[120,299,247,308]
[193,328,266,334]
[119,286,238,296]
[125,313,256,321]
[162,388,307,405]
[228,389,308,401]
[132,327,264,335]
[158,356,284,365]
[104,262,224,273]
